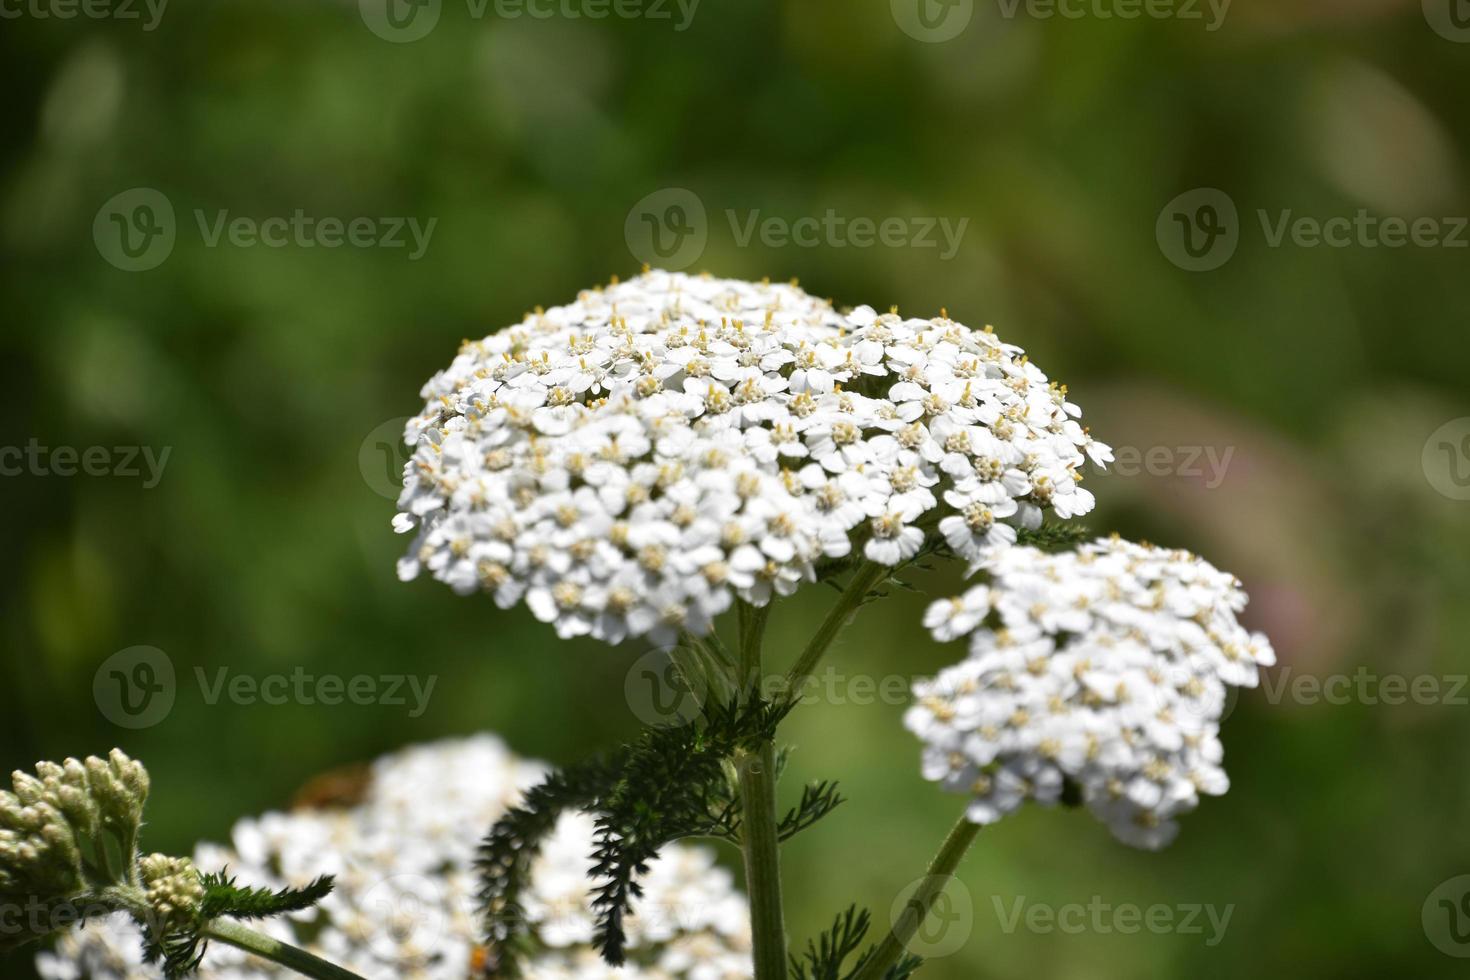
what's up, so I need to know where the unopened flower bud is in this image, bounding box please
[139,854,204,934]
[83,756,138,839]
[109,750,149,808]
[11,772,45,806]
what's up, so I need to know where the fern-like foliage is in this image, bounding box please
[476,694,802,972]
[475,753,629,976]
[141,927,208,980]
[789,906,926,980]
[777,780,845,842]
[141,872,336,979]
[789,906,873,980]
[198,870,336,920]
[588,696,787,965]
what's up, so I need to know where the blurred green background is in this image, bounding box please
[3,0,1470,976]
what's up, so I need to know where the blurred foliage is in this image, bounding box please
[3,1,1470,977]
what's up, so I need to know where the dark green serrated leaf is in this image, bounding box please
[198,870,335,921]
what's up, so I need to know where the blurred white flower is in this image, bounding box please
[37,736,752,979]
[395,269,1108,645]
[906,537,1275,850]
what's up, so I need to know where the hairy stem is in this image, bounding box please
[781,562,888,704]
[202,918,367,980]
[850,812,981,980]
[737,603,786,980]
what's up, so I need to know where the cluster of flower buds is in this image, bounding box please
[0,750,150,950]
[138,854,205,934]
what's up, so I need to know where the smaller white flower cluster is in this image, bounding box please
[38,736,751,980]
[395,270,1109,646]
[906,537,1275,850]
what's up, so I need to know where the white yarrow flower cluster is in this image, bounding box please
[906,537,1275,850]
[394,270,1109,644]
[37,736,751,980]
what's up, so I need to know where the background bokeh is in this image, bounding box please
[3,0,1470,976]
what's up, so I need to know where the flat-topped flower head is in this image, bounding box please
[906,537,1274,849]
[393,270,1109,644]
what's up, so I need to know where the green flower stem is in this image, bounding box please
[850,811,981,980]
[202,918,367,980]
[90,886,364,980]
[737,741,787,980]
[737,602,787,980]
[781,562,888,704]
[739,600,773,693]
